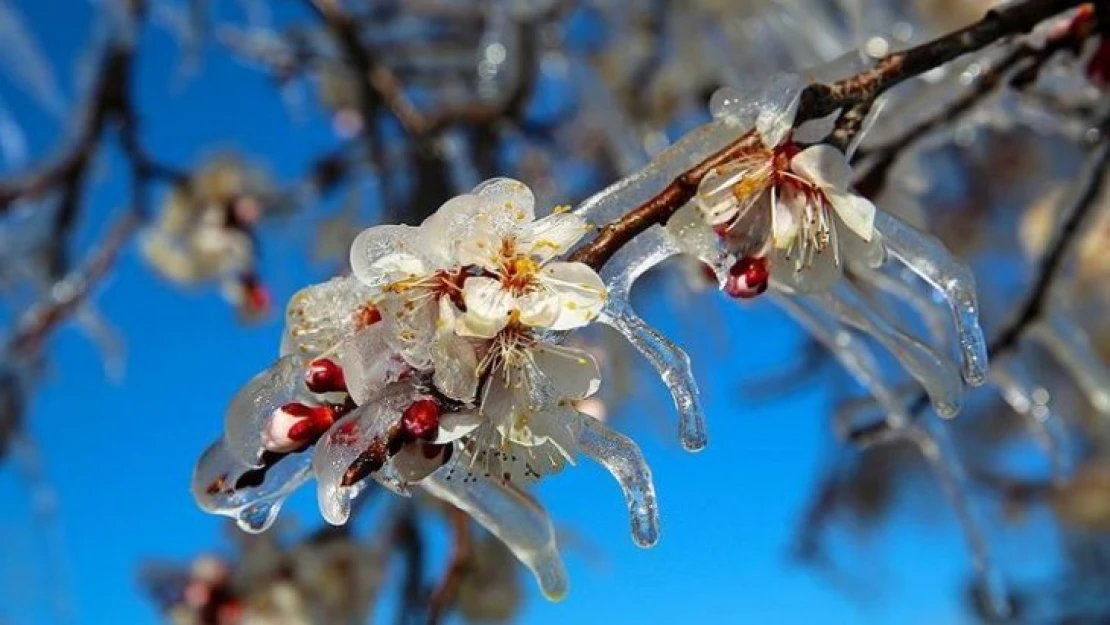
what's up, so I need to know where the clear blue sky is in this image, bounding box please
[0,2,991,624]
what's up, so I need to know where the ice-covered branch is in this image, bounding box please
[569,0,1092,272]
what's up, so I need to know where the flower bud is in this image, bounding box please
[305,358,347,394]
[401,399,441,441]
[262,402,336,453]
[723,256,769,299]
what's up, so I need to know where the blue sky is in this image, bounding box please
[0,2,992,624]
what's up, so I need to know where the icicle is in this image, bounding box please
[909,420,1012,620]
[577,416,660,547]
[772,293,909,441]
[600,298,707,451]
[990,351,1071,481]
[591,227,707,451]
[811,281,963,418]
[422,458,569,601]
[874,210,989,387]
[1029,310,1110,415]
[191,440,312,534]
[598,226,681,295]
[851,264,951,350]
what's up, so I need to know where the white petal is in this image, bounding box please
[771,187,801,249]
[334,324,414,406]
[754,73,803,148]
[435,411,485,443]
[458,277,514,338]
[432,298,480,402]
[828,190,876,243]
[378,295,437,369]
[756,109,794,149]
[533,262,607,331]
[532,344,601,400]
[280,276,377,363]
[420,193,484,265]
[455,228,504,273]
[519,213,590,261]
[769,238,842,293]
[516,290,561,329]
[790,144,852,191]
[472,177,535,231]
[350,225,425,289]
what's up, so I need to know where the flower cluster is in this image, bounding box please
[193,178,659,600]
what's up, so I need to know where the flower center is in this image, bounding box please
[500,255,540,294]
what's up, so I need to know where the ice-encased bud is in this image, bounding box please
[192,440,312,534]
[312,383,415,525]
[223,355,305,467]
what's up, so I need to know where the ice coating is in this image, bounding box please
[191,440,312,534]
[874,209,989,386]
[577,416,660,548]
[812,282,963,417]
[1030,311,1110,414]
[573,119,747,226]
[348,224,422,291]
[664,204,730,282]
[422,457,569,601]
[990,352,1071,480]
[772,293,909,441]
[222,355,305,467]
[280,276,376,363]
[909,421,1012,620]
[333,324,413,406]
[312,383,414,526]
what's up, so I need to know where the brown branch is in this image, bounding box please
[568,0,1090,272]
[426,508,472,625]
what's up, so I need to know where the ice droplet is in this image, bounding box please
[874,209,989,386]
[812,281,962,418]
[236,501,279,534]
[422,457,569,600]
[578,416,660,547]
